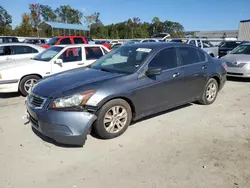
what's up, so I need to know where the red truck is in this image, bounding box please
[40,36,111,49]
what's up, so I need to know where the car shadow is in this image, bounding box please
[0,92,22,99]
[91,103,193,139]
[31,127,83,148]
[227,77,250,82]
[131,103,193,125]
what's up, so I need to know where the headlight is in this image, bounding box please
[51,90,96,109]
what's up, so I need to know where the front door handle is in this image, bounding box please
[6,57,12,60]
[202,65,207,69]
[173,72,180,78]
[77,63,84,65]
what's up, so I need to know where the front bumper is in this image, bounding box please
[227,67,250,78]
[26,99,97,146]
[0,79,19,93]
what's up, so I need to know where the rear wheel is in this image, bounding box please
[19,75,40,96]
[92,99,132,139]
[199,78,218,105]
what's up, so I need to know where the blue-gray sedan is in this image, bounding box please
[26,42,227,146]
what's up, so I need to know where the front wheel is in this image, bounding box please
[19,75,40,96]
[199,78,218,105]
[92,99,132,139]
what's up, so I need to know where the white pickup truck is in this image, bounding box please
[0,44,110,96]
[170,38,219,58]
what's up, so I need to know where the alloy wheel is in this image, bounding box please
[103,105,128,133]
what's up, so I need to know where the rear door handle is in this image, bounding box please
[202,65,207,69]
[77,63,84,65]
[6,57,12,60]
[173,72,180,78]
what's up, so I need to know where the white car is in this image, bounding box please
[0,44,110,96]
[0,43,45,62]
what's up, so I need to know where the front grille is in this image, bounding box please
[226,62,246,68]
[29,93,46,108]
[29,113,39,128]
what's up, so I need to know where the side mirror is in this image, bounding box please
[54,59,63,64]
[146,68,162,76]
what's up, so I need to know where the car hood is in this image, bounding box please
[220,54,250,63]
[32,68,124,97]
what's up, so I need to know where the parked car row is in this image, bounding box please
[0,35,248,147]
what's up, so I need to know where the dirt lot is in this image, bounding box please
[0,79,250,188]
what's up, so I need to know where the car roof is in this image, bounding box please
[54,44,106,48]
[53,36,86,39]
[0,43,34,46]
[0,36,18,38]
[122,42,190,49]
[0,42,45,50]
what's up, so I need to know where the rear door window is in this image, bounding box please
[177,47,201,66]
[202,40,213,48]
[85,47,104,60]
[73,37,84,44]
[12,45,38,54]
[189,40,196,46]
[59,47,82,63]
[59,38,71,44]
[0,46,12,55]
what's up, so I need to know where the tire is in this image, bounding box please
[92,99,132,139]
[199,78,218,105]
[19,75,41,96]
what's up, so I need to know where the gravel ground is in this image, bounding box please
[0,79,250,188]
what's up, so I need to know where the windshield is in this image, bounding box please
[90,46,153,74]
[220,41,241,48]
[33,46,63,61]
[230,45,250,55]
[47,37,59,45]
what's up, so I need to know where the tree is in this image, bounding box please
[152,16,160,34]
[29,4,41,28]
[164,20,184,37]
[40,5,57,22]
[55,5,83,24]
[0,6,12,35]
[15,13,33,36]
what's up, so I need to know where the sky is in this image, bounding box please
[1,0,250,31]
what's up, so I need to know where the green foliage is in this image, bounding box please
[0,5,185,38]
[0,6,12,35]
[40,5,57,22]
[15,13,33,36]
[29,4,41,27]
[55,5,83,24]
